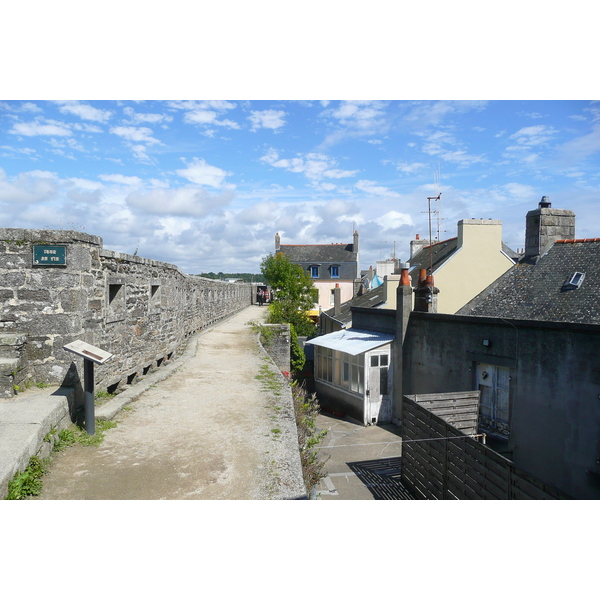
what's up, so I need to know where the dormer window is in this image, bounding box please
[330,265,340,278]
[562,272,585,291]
[310,265,319,278]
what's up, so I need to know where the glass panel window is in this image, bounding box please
[380,367,388,395]
[351,364,358,392]
[310,266,319,278]
[331,265,339,278]
[380,354,388,367]
[371,355,379,367]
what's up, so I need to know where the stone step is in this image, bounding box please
[0,334,26,359]
[0,357,20,376]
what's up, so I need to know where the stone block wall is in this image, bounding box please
[0,228,252,398]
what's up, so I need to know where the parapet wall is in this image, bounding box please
[0,228,253,398]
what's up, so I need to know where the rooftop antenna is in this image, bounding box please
[433,164,445,241]
[421,166,443,274]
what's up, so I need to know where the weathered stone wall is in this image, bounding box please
[0,229,252,398]
[260,324,290,373]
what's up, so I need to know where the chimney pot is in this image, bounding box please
[401,267,411,286]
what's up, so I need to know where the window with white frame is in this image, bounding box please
[315,346,364,395]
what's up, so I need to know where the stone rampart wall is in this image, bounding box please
[0,229,253,398]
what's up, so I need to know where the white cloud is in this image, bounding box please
[56,101,112,122]
[319,101,390,146]
[375,210,414,229]
[557,124,600,163]
[169,101,239,132]
[0,101,42,113]
[508,125,557,147]
[260,149,357,183]
[67,177,104,190]
[0,168,59,204]
[396,161,427,174]
[123,106,173,124]
[248,110,286,131]
[176,158,233,188]
[158,216,192,237]
[126,186,233,217]
[404,101,487,127]
[99,174,143,186]
[355,180,402,198]
[110,126,160,145]
[9,120,72,137]
[237,201,279,224]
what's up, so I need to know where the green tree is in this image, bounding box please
[260,253,317,337]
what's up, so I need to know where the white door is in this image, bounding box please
[476,363,510,436]
[366,351,392,424]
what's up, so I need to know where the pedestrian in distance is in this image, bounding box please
[258,289,264,307]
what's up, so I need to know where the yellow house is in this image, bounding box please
[408,219,518,314]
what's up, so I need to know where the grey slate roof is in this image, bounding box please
[408,237,520,285]
[457,239,600,324]
[280,243,356,263]
[408,238,458,284]
[322,284,387,328]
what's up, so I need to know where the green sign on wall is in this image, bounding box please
[33,245,67,266]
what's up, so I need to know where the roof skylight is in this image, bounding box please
[562,272,585,291]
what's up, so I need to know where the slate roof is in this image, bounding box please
[322,284,387,328]
[408,238,458,284]
[408,237,520,285]
[457,239,600,324]
[279,243,357,263]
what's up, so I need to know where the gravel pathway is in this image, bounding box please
[35,305,306,500]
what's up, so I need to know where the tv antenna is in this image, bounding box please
[425,193,441,274]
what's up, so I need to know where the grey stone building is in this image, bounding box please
[306,199,600,499]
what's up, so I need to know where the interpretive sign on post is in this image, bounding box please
[33,245,67,266]
[63,341,113,435]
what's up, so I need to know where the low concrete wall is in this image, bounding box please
[0,387,74,499]
[0,228,252,399]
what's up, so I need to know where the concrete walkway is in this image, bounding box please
[313,413,413,500]
[7,305,306,500]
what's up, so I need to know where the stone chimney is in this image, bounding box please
[524,197,575,261]
[393,264,413,426]
[333,283,341,316]
[410,234,429,259]
[353,230,360,279]
[275,232,281,253]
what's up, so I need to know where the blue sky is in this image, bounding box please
[2,99,599,274]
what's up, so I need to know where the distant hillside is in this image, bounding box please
[197,272,262,283]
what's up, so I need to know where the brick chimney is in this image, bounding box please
[414,272,439,313]
[524,197,575,262]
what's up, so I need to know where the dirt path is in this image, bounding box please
[35,306,302,500]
